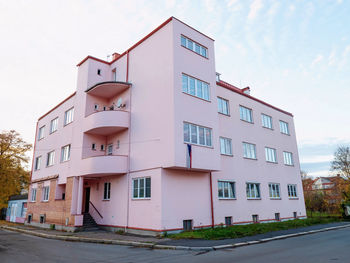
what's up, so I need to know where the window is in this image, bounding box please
[252,214,259,223]
[101,144,105,151]
[31,188,37,202]
[182,74,210,101]
[265,147,277,163]
[94,104,99,110]
[220,137,232,156]
[61,145,70,162]
[246,183,261,199]
[239,106,253,123]
[218,181,235,199]
[42,186,50,201]
[279,120,290,135]
[38,126,45,140]
[218,97,229,115]
[27,214,32,223]
[50,118,58,133]
[225,216,232,226]
[283,151,294,166]
[261,114,272,129]
[34,156,41,170]
[103,182,111,200]
[275,213,280,221]
[107,144,113,155]
[92,143,96,150]
[47,151,55,166]
[112,68,117,80]
[180,35,208,58]
[269,183,281,199]
[288,184,298,198]
[184,122,212,147]
[133,177,151,199]
[40,214,45,223]
[183,219,193,231]
[64,108,74,125]
[243,142,257,159]
[97,69,101,75]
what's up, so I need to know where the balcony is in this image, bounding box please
[83,110,129,136]
[86,81,131,99]
[80,155,128,176]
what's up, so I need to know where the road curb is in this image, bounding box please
[1,223,350,251]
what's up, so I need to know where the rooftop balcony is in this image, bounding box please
[80,155,128,177]
[86,81,131,99]
[83,110,129,136]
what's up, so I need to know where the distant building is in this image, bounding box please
[27,17,306,235]
[311,175,347,206]
[6,194,28,223]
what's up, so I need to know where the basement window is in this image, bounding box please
[293,212,298,219]
[27,214,32,223]
[252,214,259,223]
[183,220,193,231]
[275,213,280,221]
[40,214,46,224]
[225,216,232,226]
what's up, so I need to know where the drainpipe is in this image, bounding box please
[209,172,214,228]
[125,51,131,232]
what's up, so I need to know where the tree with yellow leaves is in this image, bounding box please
[0,130,32,209]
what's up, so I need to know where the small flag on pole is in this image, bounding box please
[186,144,192,168]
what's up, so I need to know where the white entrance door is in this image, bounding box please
[10,203,17,222]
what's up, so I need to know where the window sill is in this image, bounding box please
[240,119,254,124]
[182,91,211,103]
[243,157,257,161]
[132,198,151,200]
[218,198,236,200]
[46,165,54,167]
[181,44,209,59]
[49,130,57,135]
[218,112,230,117]
[38,137,44,141]
[270,198,281,200]
[30,201,36,203]
[61,160,70,163]
[289,197,299,200]
[42,200,49,203]
[281,132,291,136]
[102,199,110,201]
[247,198,261,200]
[221,153,233,157]
[184,142,213,149]
[284,164,294,167]
[262,126,273,130]
[64,122,73,127]
[266,161,278,164]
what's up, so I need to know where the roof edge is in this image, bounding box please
[217,80,293,117]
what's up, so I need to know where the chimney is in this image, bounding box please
[242,86,250,95]
[112,52,120,61]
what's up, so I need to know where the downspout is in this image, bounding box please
[126,51,131,232]
[209,172,214,228]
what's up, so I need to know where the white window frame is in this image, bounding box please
[220,137,232,156]
[243,142,257,159]
[34,156,41,170]
[38,126,45,140]
[42,186,50,201]
[269,183,281,199]
[183,122,212,147]
[132,177,151,199]
[283,151,294,166]
[47,151,55,167]
[218,181,236,199]
[261,114,273,129]
[265,147,277,163]
[246,183,261,199]
[61,145,71,162]
[288,184,298,198]
[50,117,58,134]
[180,35,208,58]
[182,74,210,101]
[103,182,111,200]
[239,105,253,123]
[64,107,74,126]
[217,97,229,115]
[279,120,290,135]
[31,188,37,202]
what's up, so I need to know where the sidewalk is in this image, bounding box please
[1,220,349,251]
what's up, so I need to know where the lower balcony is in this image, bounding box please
[83,110,129,136]
[80,155,128,176]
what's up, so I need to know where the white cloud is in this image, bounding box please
[248,0,263,20]
[328,50,336,66]
[311,54,323,68]
[300,155,334,164]
[308,170,332,177]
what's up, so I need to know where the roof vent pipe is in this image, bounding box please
[242,87,250,95]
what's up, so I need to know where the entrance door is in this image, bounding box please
[84,187,90,213]
[10,203,17,222]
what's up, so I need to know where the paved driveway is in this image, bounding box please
[1,227,350,263]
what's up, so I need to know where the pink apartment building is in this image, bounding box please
[27,17,306,235]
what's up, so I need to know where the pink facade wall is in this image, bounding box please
[29,17,306,233]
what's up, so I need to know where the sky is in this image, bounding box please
[0,0,349,176]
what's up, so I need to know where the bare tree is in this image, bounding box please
[331,146,350,179]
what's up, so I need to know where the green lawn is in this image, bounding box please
[169,217,342,240]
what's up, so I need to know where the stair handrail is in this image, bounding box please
[89,201,103,219]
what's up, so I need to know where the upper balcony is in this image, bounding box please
[83,110,129,136]
[86,81,131,99]
[80,155,128,176]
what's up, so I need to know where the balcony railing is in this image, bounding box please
[80,155,128,176]
[85,81,131,99]
[83,110,129,136]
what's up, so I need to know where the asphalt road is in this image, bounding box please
[0,228,350,263]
